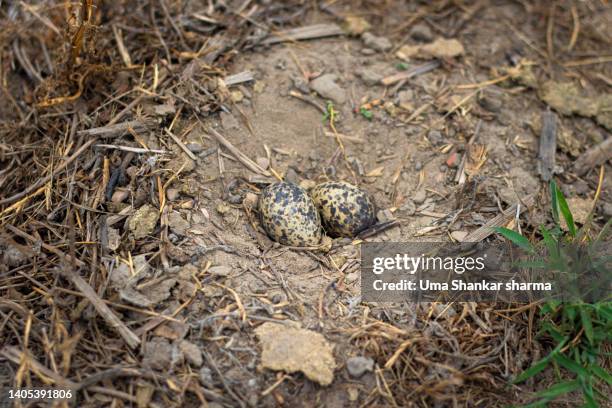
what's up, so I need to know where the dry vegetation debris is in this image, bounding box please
[0,1,610,407]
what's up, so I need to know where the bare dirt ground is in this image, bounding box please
[1,1,610,407]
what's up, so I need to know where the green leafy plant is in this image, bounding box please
[396,62,409,71]
[360,106,373,121]
[495,181,612,408]
[322,100,338,125]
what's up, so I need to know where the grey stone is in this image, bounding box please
[143,337,173,370]
[427,129,443,145]
[602,202,612,218]
[409,23,433,42]
[346,356,374,378]
[361,32,392,52]
[178,340,203,367]
[413,189,427,204]
[309,74,347,104]
[356,68,383,86]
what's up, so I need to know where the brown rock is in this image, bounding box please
[255,322,336,386]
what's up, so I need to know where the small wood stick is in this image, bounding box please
[538,110,557,181]
[164,128,198,161]
[209,128,271,176]
[57,267,141,349]
[461,195,536,242]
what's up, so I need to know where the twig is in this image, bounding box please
[95,144,168,154]
[77,118,157,138]
[572,137,612,176]
[537,110,557,181]
[0,346,77,388]
[289,90,326,114]
[56,267,141,349]
[381,61,440,86]
[208,128,271,176]
[323,131,364,143]
[164,128,198,161]
[461,195,536,242]
[262,23,344,45]
[224,71,254,86]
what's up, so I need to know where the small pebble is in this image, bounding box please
[451,230,468,242]
[346,356,374,378]
[166,188,179,201]
[413,189,427,204]
[377,208,395,223]
[409,23,433,42]
[361,32,392,52]
[186,142,205,154]
[602,202,612,218]
[256,157,270,170]
[111,189,129,204]
[427,129,443,145]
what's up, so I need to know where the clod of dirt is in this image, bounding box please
[168,211,190,236]
[539,81,612,130]
[259,182,322,246]
[346,356,374,378]
[342,16,371,35]
[0,241,28,267]
[110,254,150,289]
[309,74,347,104]
[178,340,203,367]
[397,90,415,111]
[255,322,336,386]
[397,38,464,60]
[450,231,468,242]
[129,204,160,239]
[311,181,376,238]
[413,189,427,205]
[421,38,465,58]
[120,278,176,307]
[409,23,433,42]
[361,32,392,52]
[356,68,383,86]
[143,337,174,370]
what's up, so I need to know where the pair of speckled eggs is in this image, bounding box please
[258,181,376,246]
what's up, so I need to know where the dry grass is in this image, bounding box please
[0,1,610,407]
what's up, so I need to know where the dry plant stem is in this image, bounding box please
[537,110,557,182]
[573,137,612,176]
[76,118,156,138]
[55,266,140,348]
[0,138,96,206]
[461,195,536,242]
[262,23,344,45]
[209,128,271,176]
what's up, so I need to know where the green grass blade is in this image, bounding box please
[553,353,588,377]
[516,399,551,408]
[579,308,595,345]
[513,358,551,384]
[555,184,577,237]
[591,365,612,385]
[535,380,580,399]
[550,180,560,224]
[494,227,535,253]
[540,226,558,256]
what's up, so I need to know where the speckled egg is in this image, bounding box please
[310,181,376,238]
[259,182,322,246]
